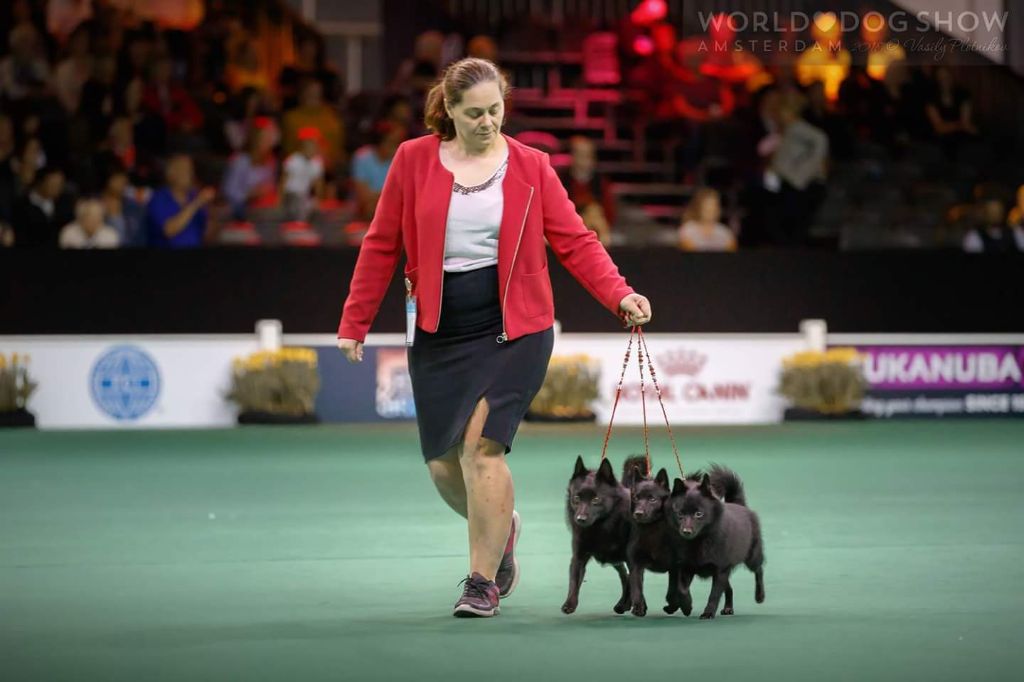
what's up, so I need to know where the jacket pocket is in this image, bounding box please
[519,266,552,319]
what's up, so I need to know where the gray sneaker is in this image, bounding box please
[453,572,500,618]
[495,510,521,599]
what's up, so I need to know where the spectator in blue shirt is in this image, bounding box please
[145,154,215,248]
[351,119,406,220]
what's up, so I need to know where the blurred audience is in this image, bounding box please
[0,6,1015,254]
[0,24,51,105]
[78,51,117,144]
[145,154,213,248]
[763,94,829,245]
[559,136,614,246]
[53,24,92,114]
[279,35,341,109]
[963,199,1024,253]
[281,127,325,224]
[224,87,279,153]
[1007,186,1024,231]
[12,166,74,248]
[926,66,978,158]
[141,55,203,149]
[678,188,736,252]
[221,117,277,223]
[392,30,444,100]
[351,118,407,221]
[224,41,269,95]
[282,79,344,171]
[59,197,119,249]
[99,163,145,247]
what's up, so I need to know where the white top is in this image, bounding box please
[282,152,324,196]
[59,222,121,249]
[443,150,508,273]
[678,220,737,252]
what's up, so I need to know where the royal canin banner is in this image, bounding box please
[851,345,1024,418]
[553,335,805,425]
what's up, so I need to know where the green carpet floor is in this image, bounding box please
[2,420,1023,681]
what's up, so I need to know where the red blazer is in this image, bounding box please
[337,134,634,342]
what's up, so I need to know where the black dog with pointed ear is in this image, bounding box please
[666,465,766,619]
[626,466,681,617]
[562,456,638,615]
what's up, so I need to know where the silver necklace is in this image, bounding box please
[452,156,509,195]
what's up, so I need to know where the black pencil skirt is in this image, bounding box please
[407,265,554,461]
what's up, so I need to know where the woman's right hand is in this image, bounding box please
[337,338,364,363]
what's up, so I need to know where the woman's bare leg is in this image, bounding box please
[426,446,468,518]
[459,398,513,581]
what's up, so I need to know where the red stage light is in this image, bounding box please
[630,0,667,27]
[632,35,654,56]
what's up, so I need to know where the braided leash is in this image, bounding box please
[638,327,685,478]
[599,326,635,462]
[599,326,684,479]
[636,325,651,475]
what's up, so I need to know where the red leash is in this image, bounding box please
[638,327,685,479]
[599,326,684,479]
[599,326,634,463]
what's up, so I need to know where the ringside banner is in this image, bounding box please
[851,345,1024,418]
[1,337,257,428]
[552,335,805,425]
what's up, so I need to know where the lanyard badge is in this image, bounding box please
[405,277,416,347]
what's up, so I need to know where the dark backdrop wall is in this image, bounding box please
[1,249,1021,335]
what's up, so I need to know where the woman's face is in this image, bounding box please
[446,80,504,149]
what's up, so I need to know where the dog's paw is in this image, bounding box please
[631,600,648,617]
[613,599,630,614]
[561,600,578,614]
[720,606,734,616]
[680,593,693,616]
[663,603,679,615]
[700,610,716,620]
[755,587,765,603]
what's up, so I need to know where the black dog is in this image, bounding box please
[562,455,645,614]
[626,464,681,617]
[666,465,766,619]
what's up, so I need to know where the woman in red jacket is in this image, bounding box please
[337,58,651,617]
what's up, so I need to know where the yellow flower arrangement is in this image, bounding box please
[0,352,38,412]
[227,347,320,416]
[778,347,866,414]
[529,354,601,420]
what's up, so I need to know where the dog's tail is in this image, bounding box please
[708,464,747,506]
[621,455,648,487]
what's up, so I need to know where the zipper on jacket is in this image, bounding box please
[435,177,454,331]
[497,186,534,344]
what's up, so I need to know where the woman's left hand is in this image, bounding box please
[619,293,652,326]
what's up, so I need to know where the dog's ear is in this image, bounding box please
[655,468,669,489]
[699,473,719,499]
[573,455,587,479]
[596,458,617,485]
[631,465,644,488]
[672,478,686,495]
